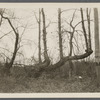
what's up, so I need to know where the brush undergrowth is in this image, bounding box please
[0,61,99,93]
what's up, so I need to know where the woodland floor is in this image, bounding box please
[0,61,99,93]
[0,72,99,93]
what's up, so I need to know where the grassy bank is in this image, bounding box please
[0,61,99,93]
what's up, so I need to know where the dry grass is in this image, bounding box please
[0,75,98,93]
[0,61,99,93]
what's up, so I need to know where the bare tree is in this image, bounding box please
[58,8,63,59]
[32,8,50,78]
[26,8,93,78]
[38,9,42,63]
[0,13,19,75]
[34,9,42,63]
[0,10,28,75]
[94,8,100,86]
[41,8,93,73]
[87,8,91,50]
[42,8,50,62]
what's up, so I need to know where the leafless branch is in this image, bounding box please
[46,20,51,28]
[0,30,12,39]
[0,14,18,36]
[61,8,79,13]
[18,23,28,44]
[70,9,76,29]
[34,11,39,23]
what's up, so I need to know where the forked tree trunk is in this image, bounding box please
[33,8,93,78]
[68,27,74,78]
[0,14,19,75]
[45,8,93,71]
[94,8,100,87]
[33,8,50,78]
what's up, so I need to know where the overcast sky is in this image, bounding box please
[0,3,100,64]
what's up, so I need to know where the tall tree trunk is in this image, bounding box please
[69,31,74,78]
[0,14,19,75]
[58,8,63,59]
[68,11,76,78]
[80,8,89,51]
[94,8,100,86]
[9,33,19,68]
[41,8,49,61]
[69,33,73,56]
[33,8,50,78]
[33,8,93,78]
[45,8,93,71]
[87,8,91,50]
[38,9,42,63]
[94,8,99,62]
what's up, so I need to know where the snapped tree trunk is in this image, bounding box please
[38,9,42,63]
[94,8,100,87]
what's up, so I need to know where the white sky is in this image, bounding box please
[0,3,99,64]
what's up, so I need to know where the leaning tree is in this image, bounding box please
[33,8,93,78]
[0,9,28,75]
[0,9,19,75]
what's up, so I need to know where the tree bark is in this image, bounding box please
[45,49,93,71]
[94,8,100,87]
[41,8,49,61]
[33,8,93,78]
[87,8,91,50]
[33,8,50,78]
[38,9,42,63]
[69,33,73,56]
[58,8,63,59]
[94,8,99,63]
[44,8,93,72]
[80,8,89,51]
[9,33,19,68]
[68,30,74,78]
[68,10,76,77]
[0,14,19,75]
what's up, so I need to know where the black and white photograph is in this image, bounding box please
[0,3,100,96]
